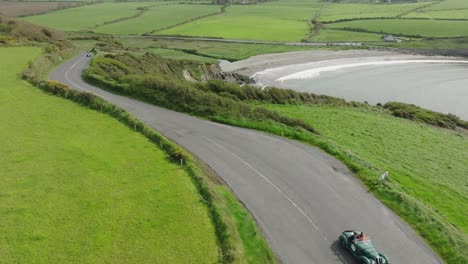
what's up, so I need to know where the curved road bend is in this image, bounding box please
[51,54,442,264]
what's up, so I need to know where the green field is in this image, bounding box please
[0,47,218,263]
[23,3,151,31]
[265,104,468,234]
[422,0,468,11]
[319,2,433,21]
[159,3,315,41]
[404,0,468,20]
[145,38,329,60]
[329,18,468,37]
[311,29,382,42]
[94,4,220,35]
[404,9,468,19]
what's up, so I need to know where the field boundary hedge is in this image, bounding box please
[149,5,225,35]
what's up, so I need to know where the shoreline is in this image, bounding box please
[220,49,466,77]
[219,49,468,120]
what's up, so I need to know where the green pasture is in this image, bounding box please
[319,2,433,21]
[329,19,468,37]
[0,47,218,263]
[264,104,468,234]
[145,38,325,61]
[422,0,468,11]
[94,4,220,35]
[23,3,151,31]
[158,5,313,41]
[404,9,468,19]
[312,29,382,42]
[260,0,323,9]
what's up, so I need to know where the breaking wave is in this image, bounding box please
[275,60,468,82]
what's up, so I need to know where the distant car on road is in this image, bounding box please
[86,52,92,57]
[339,230,390,264]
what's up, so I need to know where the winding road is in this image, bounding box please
[51,53,442,264]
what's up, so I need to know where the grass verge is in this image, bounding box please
[21,48,276,263]
[263,104,467,263]
[1,46,219,263]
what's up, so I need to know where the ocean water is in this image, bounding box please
[253,59,468,120]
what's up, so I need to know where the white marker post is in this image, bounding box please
[379,171,389,186]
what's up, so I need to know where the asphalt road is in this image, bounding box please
[51,53,442,264]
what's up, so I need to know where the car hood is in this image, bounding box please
[356,240,379,259]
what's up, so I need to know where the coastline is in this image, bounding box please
[220,49,468,120]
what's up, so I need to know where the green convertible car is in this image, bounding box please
[339,230,390,264]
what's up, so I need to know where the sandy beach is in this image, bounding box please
[220,50,468,119]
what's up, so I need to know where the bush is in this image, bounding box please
[384,102,468,129]
[84,55,320,134]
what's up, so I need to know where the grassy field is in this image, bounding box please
[404,0,468,19]
[147,38,330,60]
[329,18,468,37]
[159,3,315,41]
[93,4,220,35]
[265,104,468,234]
[0,47,219,263]
[311,29,382,42]
[23,3,152,31]
[319,1,433,21]
[421,0,468,10]
[0,1,82,17]
[71,36,329,61]
[404,9,468,19]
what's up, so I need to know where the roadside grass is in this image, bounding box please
[311,29,382,42]
[329,18,468,37]
[0,47,219,263]
[264,104,468,233]
[261,104,468,263]
[217,187,275,264]
[158,5,312,41]
[319,1,432,22]
[0,1,83,17]
[23,2,152,31]
[93,4,220,35]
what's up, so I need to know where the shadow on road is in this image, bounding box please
[330,239,355,264]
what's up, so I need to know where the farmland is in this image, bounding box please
[421,0,468,11]
[93,4,220,35]
[0,1,82,17]
[311,29,382,42]
[0,47,218,263]
[159,2,318,41]
[319,1,433,22]
[404,9,468,19]
[404,0,468,19]
[329,19,468,37]
[23,2,151,31]
[20,0,468,43]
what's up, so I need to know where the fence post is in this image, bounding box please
[379,171,389,186]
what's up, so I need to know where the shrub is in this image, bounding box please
[384,102,468,129]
